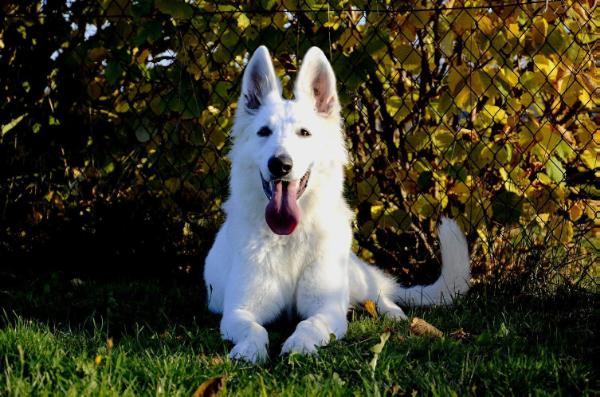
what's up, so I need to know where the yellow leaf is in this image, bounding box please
[339,29,359,52]
[370,331,390,354]
[495,144,513,166]
[363,299,378,318]
[406,129,429,152]
[507,23,521,41]
[395,44,421,72]
[569,202,584,222]
[370,203,384,219]
[464,192,490,232]
[409,11,432,30]
[581,148,599,170]
[478,15,495,36]
[499,67,518,88]
[273,12,288,29]
[360,220,376,238]
[1,113,28,137]
[369,331,391,371]
[323,15,341,29]
[483,105,507,124]
[412,194,437,218]
[136,48,150,64]
[390,209,411,231]
[237,13,250,30]
[114,98,130,113]
[440,30,455,57]
[165,177,181,193]
[522,71,546,91]
[192,376,226,397]
[450,180,471,204]
[386,95,410,119]
[95,355,102,365]
[357,176,379,203]
[455,85,476,110]
[537,173,553,185]
[447,65,469,93]
[562,79,584,107]
[550,217,574,244]
[531,16,548,47]
[432,128,455,151]
[535,124,561,155]
[533,54,558,81]
[473,143,494,169]
[453,10,474,35]
[470,71,486,96]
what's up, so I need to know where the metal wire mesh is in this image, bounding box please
[0,0,598,287]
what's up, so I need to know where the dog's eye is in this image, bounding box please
[298,128,311,137]
[257,126,272,137]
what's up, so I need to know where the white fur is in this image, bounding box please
[204,46,471,363]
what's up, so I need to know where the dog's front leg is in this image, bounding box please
[220,260,285,363]
[281,254,350,355]
[220,308,269,363]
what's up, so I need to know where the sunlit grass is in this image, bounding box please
[1,276,597,396]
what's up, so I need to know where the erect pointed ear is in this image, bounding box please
[294,47,339,116]
[241,46,281,113]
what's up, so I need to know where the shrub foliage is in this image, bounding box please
[0,0,598,284]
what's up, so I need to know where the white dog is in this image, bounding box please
[204,46,470,363]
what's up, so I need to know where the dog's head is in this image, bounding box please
[231,46,346,235]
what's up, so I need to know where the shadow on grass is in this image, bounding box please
[1,261,599,395]
[1,262,598,362]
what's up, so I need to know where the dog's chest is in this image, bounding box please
[246,229,317,293]
[252,229,314,268]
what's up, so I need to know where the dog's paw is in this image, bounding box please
[280,324,327,356]
[378,299,408,321]
[229,338,268,363]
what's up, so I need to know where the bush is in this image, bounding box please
[0,1,597,287]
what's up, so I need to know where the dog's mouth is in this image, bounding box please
[260,169,311,235]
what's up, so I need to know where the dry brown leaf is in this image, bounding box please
[449,328,471,340]
[410,317,443,338]
[210,356,224,366]
[192,376,226,397]
[364,299,378,318]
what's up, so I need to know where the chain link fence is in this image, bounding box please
[1,1,598,288]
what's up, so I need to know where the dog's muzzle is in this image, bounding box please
[260,168,311,235]
[260,169,311,201]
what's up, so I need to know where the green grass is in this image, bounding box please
[0,275,598,396]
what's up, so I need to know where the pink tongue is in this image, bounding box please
[265,180,301,235]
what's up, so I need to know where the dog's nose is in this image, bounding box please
[268,154,293,178]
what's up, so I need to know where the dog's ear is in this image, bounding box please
[241,46,280,112]
[294,47,339,117]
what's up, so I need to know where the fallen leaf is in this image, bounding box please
[449,328,471,340]
[369,331,391,371]
[410,318,443,338]
[364,299,378,318]
[192,376,226,397]
[210,356,224,366]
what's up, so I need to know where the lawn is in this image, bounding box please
[1,274,598,396]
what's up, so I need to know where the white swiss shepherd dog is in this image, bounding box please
[204,46,471,363]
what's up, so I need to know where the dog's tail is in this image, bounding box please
[349,217,470,315]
